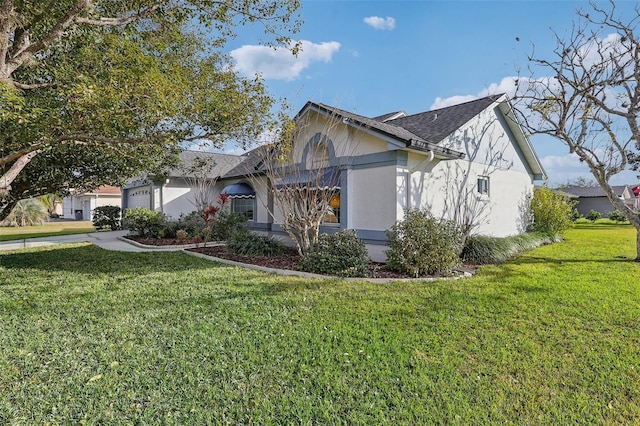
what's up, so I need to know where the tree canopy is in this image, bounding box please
[0,0,301,219]
[515,0,640,260]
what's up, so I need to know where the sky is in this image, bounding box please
[221,0,640,186]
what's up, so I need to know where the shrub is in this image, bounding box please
[123,207,165,237]
[92,205,121,230]
[177,211,206,238]
[298,230,371,277]
[461,232,560,265]
[585,209,602,222]
[385,209,463,277]
[530,185,575,234]
[176,229,188,241]
[211,211,247,241]
[607,209,627,222]
[226,227,287,257]
[4,198,48,226]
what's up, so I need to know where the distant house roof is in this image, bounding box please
[559,185,628,198]
[85,185,121,195]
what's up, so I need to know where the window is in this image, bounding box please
[232,198,254,220]
[477,176,489,196]
[323,192,341,224]
[308,142,329,169]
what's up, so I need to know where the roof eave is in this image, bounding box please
[407,139,465,159]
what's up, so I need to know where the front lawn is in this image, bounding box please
[1,224,639,424]
[0,221,96,241]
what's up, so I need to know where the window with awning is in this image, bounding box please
[221,183,256,198]
[221,182,255,220]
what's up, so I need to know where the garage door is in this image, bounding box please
[126,186,152,210]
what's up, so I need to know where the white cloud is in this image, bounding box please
[230,40,341,81]
[363,16,396,30]
[430,76,524,110]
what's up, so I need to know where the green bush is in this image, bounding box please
[607,209,627,222]
[585,209,602,222]
[211,211,247,241]
[461,232,561,265]
[298,230,371,277]
[530,185,575,234]
[226,227,287,257]
[385,209,463,277]
[92,205,121,230]
[123,207,165,237]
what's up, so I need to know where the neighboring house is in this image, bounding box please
[61,185,122,221]
[560,184,640,217]
[216,94,546,254]
[122,150,244,219]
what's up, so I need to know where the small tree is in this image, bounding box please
[3,198,48,226]
[123,207,165,238]
[608,209,628,222]
[253,107,354,256]
[585,209,603,223]
[529,185,575,235]
[386,209,463,277]
[92,206,121,231]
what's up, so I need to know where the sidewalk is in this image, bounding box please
[0,230,183,252]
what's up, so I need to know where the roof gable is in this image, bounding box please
[385,95,503,144]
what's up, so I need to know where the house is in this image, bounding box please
[61,185,122,221]
[215,94,546,258]
[560,184,640,217]
[122,150,244,219]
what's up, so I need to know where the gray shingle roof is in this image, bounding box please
[165,150,244,179]
[221,145,268,179]
[386,95,503,144]
[559,185,627,198]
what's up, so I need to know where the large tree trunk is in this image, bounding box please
[0,196,19,223]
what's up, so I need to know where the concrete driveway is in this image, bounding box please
[0,230,183,252]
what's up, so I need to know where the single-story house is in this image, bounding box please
[559,184,640,217]
[121,94,546,260]
[122,150,244,219]
[216,94,546,254]
[61,185,122,221]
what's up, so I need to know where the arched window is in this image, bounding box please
[307,142,330,169]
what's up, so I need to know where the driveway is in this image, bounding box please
[0,230,183,252]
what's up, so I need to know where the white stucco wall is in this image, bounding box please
[348,165,399,232]
[405,152,533,237]
[162,181,197,219]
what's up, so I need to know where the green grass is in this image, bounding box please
[0,221,96,241]
[1,223,639,424]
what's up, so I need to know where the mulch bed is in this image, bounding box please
[127,236,473,280]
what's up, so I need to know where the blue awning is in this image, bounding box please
[275,166,341,190]
[221,183,255,198]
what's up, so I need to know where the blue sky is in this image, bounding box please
[223,0,640,186]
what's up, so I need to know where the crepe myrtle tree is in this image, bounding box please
[0,0,302,221]
[514,0,640,260]
[252,110,350,256]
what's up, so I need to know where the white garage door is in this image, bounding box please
[127,186,151,210]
